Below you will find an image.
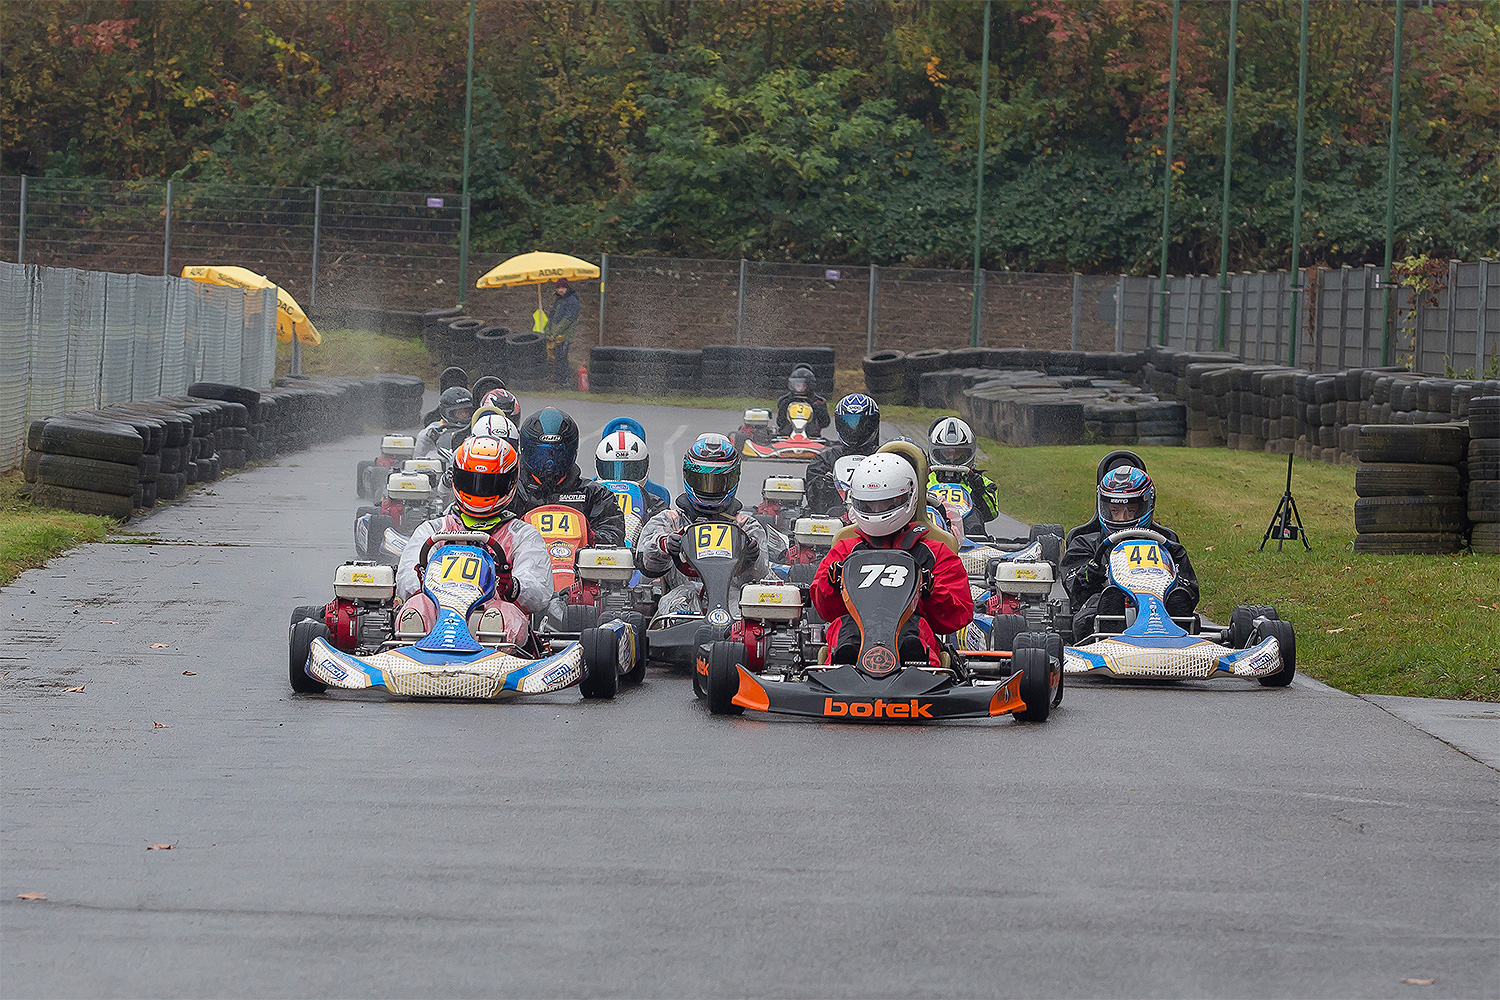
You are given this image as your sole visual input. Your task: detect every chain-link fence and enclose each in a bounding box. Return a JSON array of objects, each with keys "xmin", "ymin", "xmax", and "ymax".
[{"xmin": 0, "ymin": 260, "xmax": 277, "ymax": 471}]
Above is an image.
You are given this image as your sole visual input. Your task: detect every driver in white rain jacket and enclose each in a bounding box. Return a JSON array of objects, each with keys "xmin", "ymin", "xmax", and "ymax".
[
  {"xmin": 637, "ymin": 435, "xmax": 769, "ymax": 616},
  {"xmin": 395, "ymin": 436, "xmax": 553, "ymax": 643}
]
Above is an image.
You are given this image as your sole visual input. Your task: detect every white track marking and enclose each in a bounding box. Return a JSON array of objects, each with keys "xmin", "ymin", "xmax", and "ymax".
[{"xmin": 662, "ymin": 423, "xmax": 688, "ymax": 496}]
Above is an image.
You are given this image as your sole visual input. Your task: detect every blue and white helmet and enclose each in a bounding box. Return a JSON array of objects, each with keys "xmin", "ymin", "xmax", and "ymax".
[
  {"xmin": 1098, "ymin": 466, "xmax": 1155, "ymax": 532},
  {"xmin": 682, "ymin": 433, "xmax": 740, "ymax": 513},
  {"xmin": 833, "ymin": 393, "xmax": 880, "ymax": 448}
]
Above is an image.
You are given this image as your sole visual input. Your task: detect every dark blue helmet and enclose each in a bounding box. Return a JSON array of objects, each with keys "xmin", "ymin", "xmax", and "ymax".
[
  {"xmin": 1098, "ymin": 466, "xmax": 1154, "ymax": 531},
  {"xmin": 834, "ymin": 393, "xmax": 880, "ymax": 448},
  {"xmin": 682, "ymin": 433, "xmax": 740, "ymax": 513},
  {"xmin": 519, "ymin": 406, "xmax": 579, "ymax": 489}
]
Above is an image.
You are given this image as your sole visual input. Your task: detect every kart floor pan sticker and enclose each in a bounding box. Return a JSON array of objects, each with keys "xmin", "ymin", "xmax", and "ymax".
[
  {"xmin": 1063, "ymin": 635, "xmax": 1282, "ymax": 679},
  {"xmin": 307, "ymin": 639, "xmax": 585, "ymax": 699}
]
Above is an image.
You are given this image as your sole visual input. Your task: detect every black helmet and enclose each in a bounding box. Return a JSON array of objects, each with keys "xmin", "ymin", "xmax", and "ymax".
[
  {"xmin": 833, "ymin": 393, "xmax": 880, "ymax": 449},
  {"xmin": 471, "ymin": 375, "xmax": 506, "ymax": 405},
  {"xmin": 440, "ymin": 366, "xmax": 469, "ymax": 392},
  {"xmin": 438, "ymin": 387, "xmax": 473, "ymax": 430},
  {"xmin": 787, "ymin": 364, "xmax": 815, "ymax": 395},
  {"xmin": 519, "ymin": 406, "xmax": 579, "ymax": 489}
]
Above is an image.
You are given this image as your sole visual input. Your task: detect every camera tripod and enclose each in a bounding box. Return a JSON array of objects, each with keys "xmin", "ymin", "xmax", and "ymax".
[{"xmin": 1260, "ymin": 451, "xmax": 1311, "ymax": 552}]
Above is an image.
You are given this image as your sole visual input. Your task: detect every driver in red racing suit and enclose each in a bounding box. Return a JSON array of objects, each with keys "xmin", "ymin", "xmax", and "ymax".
[{"xmin": 810, "ymin": 453, "xmax": 972, "ymax": 668}]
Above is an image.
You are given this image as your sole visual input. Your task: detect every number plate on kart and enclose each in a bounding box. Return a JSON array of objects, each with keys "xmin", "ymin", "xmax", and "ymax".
[
  {"xmin": 525, "ymin": 505, "xmax": 587, "ymax": 545},
  {"xmin": 788, "ymin": 402, "xmax": 813, "ymax": 421},
  {"xmin": 928, "ymin": 484, "xmax": 973, "ymax": 518},
  {"xmin": 694, "ymin": 523, "xmax": 733, "ymax": 558},
  {"xmin": 1109, "ymin": 540, "xmax": 1175, "ymax": 597}
]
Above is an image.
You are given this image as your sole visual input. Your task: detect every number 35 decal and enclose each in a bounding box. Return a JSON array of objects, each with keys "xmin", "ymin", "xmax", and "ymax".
[{"xmin": 856, "ymin": 563, "xmax": 910, "ymax": 588}]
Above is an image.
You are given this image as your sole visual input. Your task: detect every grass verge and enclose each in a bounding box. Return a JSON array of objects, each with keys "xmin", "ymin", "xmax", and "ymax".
[
  {"xmin": 0, "ymin": 471, "xmax": 114, "ymax": 587},
  {"xmin": 276, "ymin": 329, "xmax": 440, "ymax": 384}
]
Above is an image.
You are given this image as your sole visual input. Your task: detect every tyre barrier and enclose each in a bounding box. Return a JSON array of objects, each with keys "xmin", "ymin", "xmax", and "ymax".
[
  {"xmin": 589, "ymin": 346, "xmax": 834, "ymax": 398},
  {"xmin": 20, "ymin": 373, "xmax": 427, "ymax": 522},
  {"xmin": 1467, "ymin": 396, "xmax": 1500, "ymax": 554}
]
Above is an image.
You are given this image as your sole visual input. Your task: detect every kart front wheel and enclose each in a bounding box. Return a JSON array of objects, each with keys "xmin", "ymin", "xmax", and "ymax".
[
  {"xmin": 289, "ymin": 619, "xmax": 330, "ymax": 694},
  {"xmin": 1011, "ymin": 645, "xmax": 1052, "ymax": 722},
  {"xmin": 578, "ymin": 627, "xmax": 619, "ymax": 700},
  {"xmin": 706, "ymin": 641, "xmax": 746, "ymax": 716},
  {"xmin": 621, "ymin": 612, "xmax": 648, "ymax": 685},
  {"xmin": 1256, "ymin": 620, "xmax": 1297, "ymax": 688},
  {"xmin": 1229, "ymin": 605, "xmax": 1277, "ymax": 648}
]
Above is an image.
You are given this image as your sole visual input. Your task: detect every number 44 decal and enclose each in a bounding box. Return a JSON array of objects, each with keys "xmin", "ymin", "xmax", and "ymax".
[{"xmin": 857, "ymin": 563, "xmax": 910, "ymax": 588}]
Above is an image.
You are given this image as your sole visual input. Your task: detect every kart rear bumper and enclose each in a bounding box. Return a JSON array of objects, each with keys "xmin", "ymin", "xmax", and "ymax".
[
  {"xmin": 739, "ymin": 438, "xmax": 826, "ymax": 461},
  {"xmin": 729, "ymin": 665, "xmax": 1029, "ymax": 721},
  {"xmin": 1063, "ymin": 634, "xmax": 1284, "ymax": 680}
]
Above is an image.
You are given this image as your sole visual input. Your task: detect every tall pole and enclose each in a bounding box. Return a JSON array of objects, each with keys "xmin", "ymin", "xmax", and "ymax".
[
  {"xmin": 1287, "ymin": 0, "xmax": 1310, "ymax": 368},
  {"xmin": 457, "ymin": 0, "xmax": 476, "ymax": 308},
  {"xmin": 1157, "ymin": 0, "xmax": 1181, "ymax": 346},
  {"xmin": 1215, "ymin": 0, "xmax": 1240, "ymax": 351},
  {"xmin": 162, "ymin": 179, "xmax": 173, "ymax": 277},
  {"xmin": 1379, "ymin": 0, "xmax": 1405, "ymax": 366},
  {"xmin": 309, "ymin": 186, "xmax": 322, "ymax": 310},
  {"xmin": 969, "ymin": 0, "xmax": 992, "ymax": 348},
  {"xmin": 16, "ymin": 175, "xmax": 25, "ymax": 263}
]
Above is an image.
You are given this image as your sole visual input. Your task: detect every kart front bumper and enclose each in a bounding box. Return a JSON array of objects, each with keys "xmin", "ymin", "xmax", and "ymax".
[
  {"xmin": 1063, "ymin": 634, "xmax": 1284, "ymax": 680},
  {"xmin": 739, "ymin": 439, "xmax": 826, "ymax": 461},
  {"xmin": 729, "ymin": 664, "xmax": 1029, "ymax": 721}
]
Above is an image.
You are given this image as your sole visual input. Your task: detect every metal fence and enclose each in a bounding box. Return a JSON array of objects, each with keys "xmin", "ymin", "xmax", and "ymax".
[
  {"xmin": 0, "ymin": 260, "xmax": 277, "ymax": 471},
  {"xmin": 1116, "ymin": 260, "xmax": 1498, "ymax": 374}
]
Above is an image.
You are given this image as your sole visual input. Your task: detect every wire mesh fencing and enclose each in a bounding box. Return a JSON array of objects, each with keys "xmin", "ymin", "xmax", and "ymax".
[{"xmin": 0, "ymin": 260, "xmax": 277, "ymax": 471}]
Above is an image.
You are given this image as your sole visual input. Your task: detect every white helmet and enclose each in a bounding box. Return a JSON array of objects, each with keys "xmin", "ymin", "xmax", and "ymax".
[
  {"xmin": 929, "ymin": 416, "xmax": 976, "ymax": 468},
  {"xmin": 471, "ymin": 412, "xmax": 518, "ymax": 448},
  {"xmin": 833, "ymin": 455, "xmax": 864, "ymax": 502},
  {"xmin": 847, "ymin": 453, "xmax": 919, "ymax": 538},
  {"xmin": 596, "ymin": 429, "xmax": 649, "ymax": 484}
]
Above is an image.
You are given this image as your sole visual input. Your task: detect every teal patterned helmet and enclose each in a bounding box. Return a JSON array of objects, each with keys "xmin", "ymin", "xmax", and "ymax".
[{"xmin": 683, "ymin": 433, "xmax": 740, "ymax": 513}]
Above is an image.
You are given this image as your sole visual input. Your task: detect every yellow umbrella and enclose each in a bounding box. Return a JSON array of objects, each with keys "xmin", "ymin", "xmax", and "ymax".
[
  {"xmin": 181, "ymin": 265, "xmax": 322, "ymax": 345},
  {"xmin": 475, "ymin": 251, "xmax": 599, "ymax": 289}
]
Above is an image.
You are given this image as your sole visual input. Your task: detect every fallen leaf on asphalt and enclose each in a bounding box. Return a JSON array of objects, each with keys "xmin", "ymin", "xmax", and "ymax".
[
  {"xmin": 1326, "ymin": 627, "xmax": 1346, "ymax": 633},
  {"xmin": 64, "ymin": 685, "xmax": 85, "ymax": 692},
  {"xmin": 146, "ymin": 843, "xmax": 175, "ymax": 851},
  {"xmin": 1401, "ymin": 979, "xmax": 1435, "ymax": 986},
  {"xmin": 16, "ymin": 892, "xmax": 46, "ymax": 901},
  {"xmin": 152, "ymin": 721, "xmax": 170, "ymax": 728},
  {"xmin": 182, "ymin": 670, "xmax": 196, "ymax": 676},
  {"xmin": 149, "ymin": 643, "xmax": 170, "ymax": 649}
]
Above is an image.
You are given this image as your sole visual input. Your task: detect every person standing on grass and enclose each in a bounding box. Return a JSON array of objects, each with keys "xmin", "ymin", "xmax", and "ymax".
[{"xmin": 545, "ymin": 278, "xmax": 581, "ymax": 386}]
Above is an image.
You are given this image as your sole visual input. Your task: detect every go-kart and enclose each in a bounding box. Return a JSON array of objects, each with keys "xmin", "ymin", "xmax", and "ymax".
[
  {"xmin": 644, "ymin": 519, "xmax": 755, "ymax": 679},
  {"xmin": 958, "ymin": 531, "xmax": 1069, "ymax": 657},
  {"xmin": 355, "ymin": 434, "xmax": 416, "ymax": 499},
  {"xmin": 288, "ymin": 533, "xmax": 634, "ymax": 700},
  {"xmin": 732, "ymin": 404, "xmax": 827, "ymax": 461},
  {"xmin": 524, "ymin": 504, "xmax": 650, "ymax": 683},
  {"xmin": 754, "ymin": 475, "xmax": 809, "ymax": 532},
  {"xmin": 1063, "ymin": 528, "xmax": 1295, "ymax": 685},
  {"xmin": 354, "ymin": 470, "xmax": 445, "ymax": 565},
  {"xmin": 702, "ymin": 545, "xmax": 1059, "ymax": 722}
]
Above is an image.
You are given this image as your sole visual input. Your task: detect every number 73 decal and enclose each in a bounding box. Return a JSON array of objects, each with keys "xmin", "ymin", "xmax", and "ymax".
[{"xmin": 856, "ymin": 563, "xmax": 910, "ymax": 588}]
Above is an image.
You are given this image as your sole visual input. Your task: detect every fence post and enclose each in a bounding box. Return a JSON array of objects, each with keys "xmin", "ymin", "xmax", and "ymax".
[
  {"xmin": 1444, "ymin": 259, "xmax": 1458, "ymax": 370},
  {"xmin": 1113, "ymin": 274, "xmax": 1125, "ymax": 351},
  {"xmin": 1478, "ymin": 260, "xmax": 1491, "ymax": 373},
  {"xmin": 16, "ymin": 175, "xmax": 25, "ymax": 263},
  {"xmin": 1363, "ymin": 264, "xmax": 1379, "ymax": 367},
  {"xmin": 162, "ymin": 180, "xmax": 172, "ymax": 277},
  {"xmin": 867, "ymin": 264, "xmax": 879, "ymax": 355},
  {"xmin": 736, "ymin": 258, "xmax": 747, "ymax": 346},
  {"xmin": 598, "ymin": 252, "xmax": 608, "ymax": 346},
  {"xmin": 1336, "ymin": 266, "xmax": 1350, "ymax": 370},
  {"xmin": 310, "ymin": 186, "xmax": 321, "ymax": 309}
]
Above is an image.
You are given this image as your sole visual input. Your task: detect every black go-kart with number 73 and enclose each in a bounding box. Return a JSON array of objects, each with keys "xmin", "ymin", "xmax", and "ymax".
[{"xmin": 702, "ymin": 543, "xmax": 1062, "ymax": 723}]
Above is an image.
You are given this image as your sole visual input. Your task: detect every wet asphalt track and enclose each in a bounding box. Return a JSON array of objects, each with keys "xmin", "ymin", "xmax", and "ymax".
[{"xmin": 2, "ymin": 395, "xmax": 1497, "ymax": 999}]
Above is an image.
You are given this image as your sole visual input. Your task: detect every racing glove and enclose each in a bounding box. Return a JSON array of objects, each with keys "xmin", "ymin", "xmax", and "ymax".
[
  {"xmin": 826, "ymin": 560, "xmax": 843, "ymax": 592},
  {"xmin": 910, "ymin": 541, "xmax": 937, "ymax": 598},
  {"xmin": 661, "ymin": 531, "xmax": 686, "ymax": 560},
  {"xmin": 741, "ymin": 531, "xmax": 761, "ymax": 567},
  {"xmin": 1077, "ymin": 557, "xmax": 1106, "ymax": 592},
  {"xmin": 494, "ymin": 570, "xmax": 521, "ymax": 603}
]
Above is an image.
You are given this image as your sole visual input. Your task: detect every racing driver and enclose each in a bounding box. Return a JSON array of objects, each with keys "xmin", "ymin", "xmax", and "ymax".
[{"xmin": 508, "ymin": 407, "xmax": 627, "ymax": 546}]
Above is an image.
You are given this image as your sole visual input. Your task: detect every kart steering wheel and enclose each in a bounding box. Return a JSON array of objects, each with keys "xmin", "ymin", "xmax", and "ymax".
[
  {"xmin": 1103, "ymin": 528, "xmax": 1170, "ymax": 547},
  {"xmin": 415, "ymin": 531, "xmax": 509, "ymax": 583}
]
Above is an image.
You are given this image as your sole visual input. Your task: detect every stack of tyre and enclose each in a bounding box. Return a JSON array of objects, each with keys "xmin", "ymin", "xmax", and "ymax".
[
  {"xmin": 700, "ymin": 346, "xmax": 834, "ymax": 397},
  {"xmin": 1467, "ymin": 396, "xmax": 1500, "ymax": 554},
  {"xmin": 1353, "ymin": 423, "xmax": 1469, "ymax": 554},
  {"xmin": 591, "ymin": 347, "xmax": 702, "ymax": 395},
  {"xmin": 861, "ymin": 350, "xmax": 909, "ymax": 404}
]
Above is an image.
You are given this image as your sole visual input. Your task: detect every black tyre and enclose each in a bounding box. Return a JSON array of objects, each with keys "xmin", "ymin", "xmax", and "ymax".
[
  {"xmin": 36, "ymin": 454, "xmax": 140, "ymax": 496},
  {"xmin": 706, "ymin": 640, "xmax": 746, "ymax": 715},
  {"xmin": 562, "ymin": 603, "xmax": 600, "ymax": 633},
  {"xmin": 1035, "ymin": 533, "xmax": 1062, "ymax": 567},
  {"xmin": 989, "ymin": 614, "xmax": 1028, "ymax": 653},
  {"xmin": 290, "ymin": 604, "xmax": 325, "ymax": 628},
  {"xmin": 1469, "ymin": 481, "xmax": 1500, "ymax": 523},
  {"xmin": 1468, "ymin": 396, "xmax": 1500, "ymax": 438},
  {"xmin": 1256, "ymin": 619, "xmax": 1296, "ymax": 687},
  {"xmin": 1469, "ymin": 439, "xmax": 1500, "ymax": 481},
  {"xmin": 289, "ymin": 619, "xmax": 330, "ymax": 694},
  {"xmin": 362, "ymin": 514, "xmax": 395, "ymax": 561},
  {"xmin": 188, "ymin": 382, "xmax": 261, "ymax": 407},
  {"xmin": 1352, "ymin": 531, "xmax": 1463, "ymax": 554},
  {"xmin": 1353, "ymin": 496, "xmax": 1464, "ymax": 533},
  {"xmin": 1356, "ymin": 424, "xmax": 1466, "ymax": 464},
  {"xmin": 621, "ymin": 612, "xmax": 648, "ymax": 685},
  {"xmin": 37, "ymin": 418, "xmax": 144, "ymax": 465},
  {"xmin": 1471, "ymin": 522, "xmax": 1500, "ymax": 555},
  {"xmin": 1228, "ymin": 605, "xmax": 1276, "ymax": 648},
  {"xmin": 1355, "ymin": 463, "xmax": 1461, "ymax": 498},
  {"xmin": 1012, "ymin": 646, "xmax": 1052, "ymax": 722},
  {"xmin": 578, "ymin": 627, "xmax": 620, "ymax": 699},
  {"xmin": 29, "ymin": 484, "xmax": 134, "ymax": 519},
  {"xmin": 356, "ymin": 460, "xmax": 375, "ymax": 498}
]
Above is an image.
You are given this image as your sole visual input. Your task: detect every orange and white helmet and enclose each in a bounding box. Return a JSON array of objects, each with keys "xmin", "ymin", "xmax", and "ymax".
[{"xmin": 452, "ymin": 436, "xmax": 519, "ymax": 522}]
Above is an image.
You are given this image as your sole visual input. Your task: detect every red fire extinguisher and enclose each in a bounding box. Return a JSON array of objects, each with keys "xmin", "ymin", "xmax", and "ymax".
[{"xmin": 577, "ymin": 365, "xmax": 590, "ymax": 393}]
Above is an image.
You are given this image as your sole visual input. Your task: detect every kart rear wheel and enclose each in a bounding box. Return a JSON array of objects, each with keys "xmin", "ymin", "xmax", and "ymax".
[
  {"xmin": 1256, "ymin": 620, "xmax": 1296, "ymax": 687},
  {"xmin": 356, "ymin": 460, "xmax": 375, "ymax": 498},
  {"xmin": 621, "ymin": 612, "xmax": 648, "ymax": 685},
  {"xmin": 289, "ymin": 619, "xmax": 330, "ymax": 694},
  {"xmin": 989, "ymin": 614, "xmax": 1028, "ymax": 653},
  {"xmin": 563, "ymin": 603, "xmax": 600, "ymax": 633},
  {"xmin": 1011, "ymin": 646, "xmax": 1051, "ymax": 722},
  {"xmin": 362, "ymin": 514, "xmax": 395, "ymax": 562},
  {"xmin": 578, "ymin": 627, "xmax": 619, "ymax": 700},
  {"xmin": 706, "ymin": 641, "xmax": 746, "ymax": 716},
  {"xmin": 290, "ymin": 604, "xmax": 325, "ymax": 628}
]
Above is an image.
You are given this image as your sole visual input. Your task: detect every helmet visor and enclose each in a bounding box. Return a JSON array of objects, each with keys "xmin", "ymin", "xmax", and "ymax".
[
  {"xmin": 597, "ymin": 457, "xmax": 648, "ymax": 483},
  {"xmin": 523, "ymin": 440, "xmax": 575, "ymax": 480},
  {"xmin": 788, "ymin": 378, "xmax": 808, "ymax": 394},
  {"xmin": 453, "ymin": 466, "xmax": 517, "ymax": 501},
  {"xmin": 851, "ymin": 489, "xmax": 912, "ymax": 517},
  {"xmin": 445, "ymin": 406, "xmax": 473, "ymax": 427},
  {"xmin": 684, "ymin": 465, "xmax": 738, "ymax": 502},
  {"xmin": 931, "ymin": 445, "xmax": 972, "ymax": 466},
  {"xmin": 1101, "ymin": 496, "xmax": 1146, "ymax": 526}
]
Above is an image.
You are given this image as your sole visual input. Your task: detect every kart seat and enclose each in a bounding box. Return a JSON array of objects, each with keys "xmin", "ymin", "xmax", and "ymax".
[{"xmin": 875, "ymin": 440, "xmax": 961, "ymax": 553}]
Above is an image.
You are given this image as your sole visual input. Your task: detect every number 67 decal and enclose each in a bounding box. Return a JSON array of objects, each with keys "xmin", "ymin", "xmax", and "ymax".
[{"xmin": 857, "ymin": 563, "xmax": 910, "ymax": 588}]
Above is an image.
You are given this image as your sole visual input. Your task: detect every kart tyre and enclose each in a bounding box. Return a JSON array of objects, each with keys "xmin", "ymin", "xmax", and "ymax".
[
  {"xmin": 1256, "ymin": 619, "xmax": 1296, "ymax": 687},
  {"xmin": 706, "ymin": 641, "xmax": 746, "ymax": 716},
  {"xmin": 1035, "ymin": 532, "xmax": 1062, "ymax": 567},
  {"xmin": 289, "ymin": 619, "xmax": 330, "ymax": 694},
  {"xmin": 290, "ymin": 604, "xmax": 326, "ymax": 628},
  {"xmin": 356, "ymin": 460, "xmax": 375, "ymax": 498},
  {"xmin": 1029, "ymin": 523, "xmax": 1064, "ymax": 543},
  {"xmin": 563, "ymin": 603, "xmax": 600, "ymax": 633},
  {"xmin": 621, "ymin": 612, "xmax": 648, "ymax": 685},
  {"xmin": 1011, "ymin": 646, "xmax": 1052, "ymax": 722},
  {"xmin": 362, "ymin": 514, "xmax": 395, "ymax": 561},
  {"xmin": 989, "ymin": 614, "xmax": 1028, "ymax": 653},
  {"xmin": 578, "ymin": 627, "xmax": 619, "ymax": 700},
  {"xmin": 1228, "ymin": 605, "xmax": 1276, "ymax": 649}
]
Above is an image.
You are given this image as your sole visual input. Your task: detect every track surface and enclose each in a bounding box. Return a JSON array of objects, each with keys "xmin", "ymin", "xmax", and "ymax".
[{"xmin": 3, "ymin": 396, "xmax": 1497, "ymax": 999}]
